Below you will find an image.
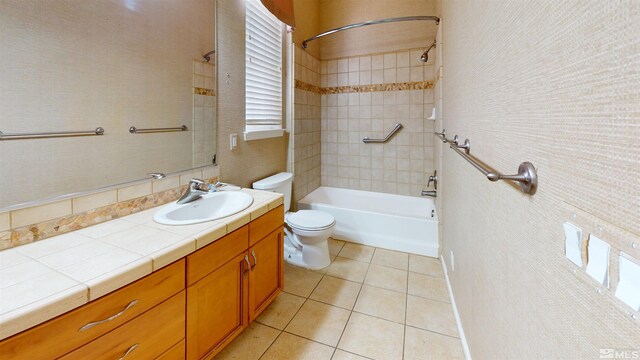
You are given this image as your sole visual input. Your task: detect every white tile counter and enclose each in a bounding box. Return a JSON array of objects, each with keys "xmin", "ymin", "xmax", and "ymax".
[{"xmin": 0, "ymin": 189, "xmax": 283, "ymax": 340}]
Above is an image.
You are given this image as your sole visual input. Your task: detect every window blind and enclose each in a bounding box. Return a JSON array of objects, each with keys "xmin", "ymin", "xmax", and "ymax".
[{"xmin": 246, "ymin": 0, "xmax": 283, "ymax": 127}]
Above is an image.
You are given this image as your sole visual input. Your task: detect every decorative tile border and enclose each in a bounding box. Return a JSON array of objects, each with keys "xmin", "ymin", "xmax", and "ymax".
[
  {"xmin": 0, "ymin": 177, "xmax": 218, "ymax": 251},
  {"xmin": 295, "ymin": 79, "xmax": 434, "ymax": 95},
  {"xmin": 194, "ymin": 87, "xmax": 216, "ymax": 96}
]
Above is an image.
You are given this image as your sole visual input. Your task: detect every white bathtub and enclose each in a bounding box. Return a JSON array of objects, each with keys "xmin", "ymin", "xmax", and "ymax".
[{"xmin": 297, "ymin": 187, "xmax": 439, "ymax": 257}]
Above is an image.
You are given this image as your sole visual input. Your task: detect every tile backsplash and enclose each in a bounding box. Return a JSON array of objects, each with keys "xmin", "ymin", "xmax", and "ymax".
[{"xmin": 0, "ymin": 166, "xmax": 219, "ymax": 251}]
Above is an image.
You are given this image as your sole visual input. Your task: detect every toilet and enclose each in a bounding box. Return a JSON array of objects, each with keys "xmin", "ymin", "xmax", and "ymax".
[{"xmin": 253, "ymin": 172, "xmax": 335, "ymax": 270}]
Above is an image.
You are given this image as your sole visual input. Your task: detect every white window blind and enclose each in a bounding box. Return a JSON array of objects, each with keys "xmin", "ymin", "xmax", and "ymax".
[{"xmin": 246, "ymin": 0, "xmax": 283, "ymax": 128}]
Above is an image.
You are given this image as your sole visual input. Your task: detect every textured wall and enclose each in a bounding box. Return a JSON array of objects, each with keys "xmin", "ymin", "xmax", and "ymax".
[
  {"xmin": 440, "ymin": 1, "xmax": 640, "ymax": 358},
  {"xmin": 319, "ymin": 49, "xmax": 435, "ymax": 197},
  {"xmin": 0, "ymin": 0, "xmax": 214, "ymax": 208},
  {"xmin": 216, "ymin": 0, "xmax": 288, "ymax": 188}
]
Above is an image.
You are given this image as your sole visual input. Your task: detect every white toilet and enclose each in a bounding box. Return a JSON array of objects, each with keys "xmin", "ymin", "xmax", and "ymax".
[{"xmin": 253, "ymin": 172, "xmax": 335, "ymax": 270}]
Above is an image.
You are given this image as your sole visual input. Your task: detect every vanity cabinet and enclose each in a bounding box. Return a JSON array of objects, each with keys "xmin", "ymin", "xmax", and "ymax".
[
  {"xmin": 0, "ymin": 204, "xmax": 284, "ymax": 360},
  {"xmin": 186, "ymin": 205, "xmax": 284, "ymax": 360}
]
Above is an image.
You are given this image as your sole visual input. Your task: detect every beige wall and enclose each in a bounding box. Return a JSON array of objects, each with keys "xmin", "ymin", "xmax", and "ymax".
[
  {"xmin": 440, "ymin": 1, "xmax": 640, "ymax": 358},
  {"xmin": 0, "ymin": 0, "xmax": 214, "ymax": 208},
  {"xmin": 216, "ymin": 0, "xmax": 288, "ymax": 188},
  {"xmin": 318, "ymin": 0, "xmax": 437, "ymax": 59},
  {"xmin": 292, "ymin": 0, "xmax": 322, "ymax": 59}
]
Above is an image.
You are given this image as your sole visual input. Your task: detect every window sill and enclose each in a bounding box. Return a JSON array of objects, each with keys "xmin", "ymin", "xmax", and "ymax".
[{"xmin": 243, "ymin": 129, "xmax": 284, "ymax": 141}]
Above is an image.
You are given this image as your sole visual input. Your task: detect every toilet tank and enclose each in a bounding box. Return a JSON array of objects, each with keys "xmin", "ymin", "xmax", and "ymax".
[{"xmin": 252, "ymin": 172, "xmax": 293, "ymax": 212}]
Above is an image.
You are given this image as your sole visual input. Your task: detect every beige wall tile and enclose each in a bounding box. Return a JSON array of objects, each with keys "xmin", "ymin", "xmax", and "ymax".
[
  {"xmin": 117, "ymin": 182, "xmax": 152, "ymax": 202},
  {"xmin": 72, "ymin": 190, "xmax": 117, "ymax": 214},
  {"xmin": 179, "ymin": 169, "xmax": 203, "ymax": 186},
  {"xmin": 201, "ymin": 165, "xmax": 220, "ymax": 180},
  {"xmin": 152, "ymin": 175, "xmax": 180, "ymax": 193},
  {"xmin": 0, "ymin": 212, "xmax": 10, "ymax": 231},
  {"xmin": 11, "ymin": 200, "xmax": 72, "ymax": 228}
]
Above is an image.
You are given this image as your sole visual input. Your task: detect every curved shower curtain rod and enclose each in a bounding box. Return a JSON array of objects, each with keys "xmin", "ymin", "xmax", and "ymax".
[{"xmin": 302, "ymin": 15, "xmax": 440, "ymax": 49}]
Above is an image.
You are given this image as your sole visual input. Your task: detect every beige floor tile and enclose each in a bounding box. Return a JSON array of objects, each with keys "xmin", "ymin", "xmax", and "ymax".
[
  {"xmin": 256, "ymin": 292, "xmax": 306, "ymax": 330},
  {"xmin": 285, "ymin": 299, "xmax": 351, "ymax": 346},
  {"xmin": 338, "ymin": 243, "xmax": 376, "ymax": 262},
  {"xmin": 329, "ymin": 238, "xmax": 346, "ymax": 256},
  {"xmin": 326, "ymin": 257, "xmax": 370, "ymax": 283},
  {"xmin": 310, "ymin": 276, "xmax": 362, "ymax": 310},
  {"xmin": 353, "ymin": 285, "xmax": 406, "ymax": 323},
  {"xmin": 332, "ymin": 349, "xmax": 370, "ymax": 360},
  {"xmin": 364, "ymin": 265, "xmax": 407, "ymax": 293},
  {"xmin": 312, "ymin": 255, "xmax": 337, "ymax": 275},
  {"xmin": 338, "ymin": 312, "xmax": 404, "ymax": 360},
  {"xmin": 260, "ymin": 332, "xmax": 334, "ymax": 360},
  {"xmin": 406, "ymin": 295, "xmax": 459, "ymax": 338},
  {"xmin": 408, "ymin": 272, "xmax": 450, "ymax": 303},
  {"xmin": 371, "ymin": 248, "xmax": 409, "ymax": 270},
  {"xmin": 408, "ymin": 254, "xmax": 443, "ymax": 278},
  {"xmin": 213, "ymin": 322, "xmax": 280, "ymax": 360},
  {"xmin": 284, "ymin": 263, "xmax": 324, "ymax": 297},
  {"xmin": 404, "ymin": 326, "xmax": 464, "ymax": 360}
]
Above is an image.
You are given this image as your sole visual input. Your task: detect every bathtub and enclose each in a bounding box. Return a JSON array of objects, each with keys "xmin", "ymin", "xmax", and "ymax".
[{"xmin": 297, "ymin": 187, "xmax": 439, "ymax": 257}]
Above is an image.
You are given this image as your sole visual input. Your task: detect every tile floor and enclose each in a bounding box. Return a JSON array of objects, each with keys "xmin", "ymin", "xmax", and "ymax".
[{"xmin": 214, "ymin": 239, "xmax": 464, "ymax": 360}]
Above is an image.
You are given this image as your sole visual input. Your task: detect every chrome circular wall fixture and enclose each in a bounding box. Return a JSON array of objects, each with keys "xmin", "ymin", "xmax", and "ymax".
[{"xmin": 420, "ymin": 41, "xmax": 437, "ymax": 63}]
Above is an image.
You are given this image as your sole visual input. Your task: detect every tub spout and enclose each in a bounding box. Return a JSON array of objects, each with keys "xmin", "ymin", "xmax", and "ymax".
[{"xmin": 421, "ymin": 190, "xmax": 437, "ymax": 198}]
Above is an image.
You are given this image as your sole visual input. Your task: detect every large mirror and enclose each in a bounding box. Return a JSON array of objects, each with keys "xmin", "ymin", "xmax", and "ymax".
[{"xmin": 0, "ymin": 0, "xmax": 217, "ymax": 209}]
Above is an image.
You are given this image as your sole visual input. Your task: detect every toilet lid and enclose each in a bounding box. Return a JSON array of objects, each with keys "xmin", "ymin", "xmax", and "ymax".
[{"xmin": 287, "ymin": 210, "xmax": 335, "ymax": 231}]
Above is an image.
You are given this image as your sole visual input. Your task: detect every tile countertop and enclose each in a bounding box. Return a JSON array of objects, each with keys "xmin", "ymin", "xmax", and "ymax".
[{"xmin": 0, "ymin": 189, "xmax": 283, "ymax": 341}]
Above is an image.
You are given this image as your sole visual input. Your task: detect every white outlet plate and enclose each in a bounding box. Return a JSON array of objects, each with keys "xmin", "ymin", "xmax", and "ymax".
[
  {"xmin": 229, "ymin": 133, "xmax": 238, "ymax": 150},
  {"xmin": 450, "ymin": 250, "xmax": 455, "ymax": 271}
]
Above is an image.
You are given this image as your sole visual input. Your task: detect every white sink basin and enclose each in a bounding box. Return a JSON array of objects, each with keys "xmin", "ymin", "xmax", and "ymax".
[{"xmin": 154, "ymin": 191, "xmax": 254, "ymax": 225}]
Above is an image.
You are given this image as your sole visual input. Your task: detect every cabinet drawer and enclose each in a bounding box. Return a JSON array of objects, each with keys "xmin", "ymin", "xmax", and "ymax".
[
  {"xmin": 156, "ymin": 339, "xmax": 185, "ymax": 359},
  {"xmin": 249, "ymin": 205, "xmax": 284, "ymax": 246},
  {"xmin": 187, "ymin": 225, "xmax": 249, "ymax": 286},
  {"xmin": 0, "ymin": 259, "xmax": 185, "ymax": 360},
  {"xmin": 60, "ymin": 291, "xmax": 185, "ymax": 360}
]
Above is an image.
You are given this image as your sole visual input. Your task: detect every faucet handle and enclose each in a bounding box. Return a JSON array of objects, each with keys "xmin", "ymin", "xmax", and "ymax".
[
  {"xmin": 427, "ymin": 170, "xmax": 438, "ymax": 190},
  {"xmin": 189, "ymin": 178, "xmax": 206, "ymax": 190}
]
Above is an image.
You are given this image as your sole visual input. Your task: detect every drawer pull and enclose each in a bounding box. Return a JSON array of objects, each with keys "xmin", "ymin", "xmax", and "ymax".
[
  {"xmin": 79, "ymin": 299, "xmax": 139, "ymax": 332},
  {"xmin": 117, "ymin": 343, "xmax": 139, "ymax": 360},
  {"xmin": 243, "ymin": 255, "xmax": 251, "ymax": 276},
  {"xmin": 251, "ymin": 250, "xmax": 257, "ymax": 271}
]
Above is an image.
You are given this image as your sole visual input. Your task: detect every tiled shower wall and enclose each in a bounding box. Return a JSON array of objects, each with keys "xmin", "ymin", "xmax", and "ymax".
[
  {"xmin": 192, "ymin": 61, "xmax": 216, "ymax": 167},
  {"xmin": 292, "ymin": 47, "xmax": 322, "ymax": 203},
  {"xmin": 319, "ymin": 50, "xmax": 435, "ymax": 196}
]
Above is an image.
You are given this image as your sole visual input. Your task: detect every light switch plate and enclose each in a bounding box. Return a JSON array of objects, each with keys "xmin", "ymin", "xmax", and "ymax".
[
  {"xmin": 586, "ymin": 235, "xmax": 610, "ymax": 287},
  {"xmin": 230, "ymin": 133, "xmax": 238, "ymax": 150},
  {"xmin": 615, "ymin": 252, "xmax": 640, "ymax": 311},
  {"xmin": 563, "ymin": 222, "xmax": 583, "ymax": 267}
]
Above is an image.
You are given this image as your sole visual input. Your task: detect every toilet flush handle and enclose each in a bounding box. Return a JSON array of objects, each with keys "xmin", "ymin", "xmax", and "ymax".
[{"xmin": 251, "ymin": 250, "xmax": 257, "ymax": 271}]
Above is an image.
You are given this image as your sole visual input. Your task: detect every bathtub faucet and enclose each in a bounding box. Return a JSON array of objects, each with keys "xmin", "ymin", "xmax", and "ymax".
[{"xmin": 421, "ymin": 190, "xmax": 437, "ymax": 198}]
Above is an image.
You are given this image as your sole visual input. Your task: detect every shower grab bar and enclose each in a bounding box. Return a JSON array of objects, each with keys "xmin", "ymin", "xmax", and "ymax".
[
  {"xmin": 363, "ymin": 123, "xmax": 403, "ymax": 144},
  {"xmin": 129, "ymin": 125, "xmax": 188, "ymax": 134},
  {"xmin": 0, "ymin": 127, "xmax": 104, "ymax": 140},
  {"xmin": 435, "ymin": 129, "xmax": 538, "ymax": 195},
  {"xmin": 302, "ymin": 16, "xmax": 440, "ymax": 49}
]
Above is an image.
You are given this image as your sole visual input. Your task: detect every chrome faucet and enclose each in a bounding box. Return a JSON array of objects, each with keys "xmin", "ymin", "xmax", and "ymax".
[
  {"xmin": 421, "ymin": 190, "xmax": 437, "ymax": 198},
  {"xmin": 177, "ymin": 178, "xmax": 208, "ymax": 204}
]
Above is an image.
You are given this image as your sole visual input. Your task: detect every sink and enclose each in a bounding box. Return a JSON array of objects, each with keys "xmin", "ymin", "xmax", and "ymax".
[{"xmin": 154, "ymin": 191, "xmax": 254, "ymax": 225}]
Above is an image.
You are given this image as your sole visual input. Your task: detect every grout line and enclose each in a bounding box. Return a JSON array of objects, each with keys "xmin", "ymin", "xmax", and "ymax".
[
  {"xmin": 405, "ymin": 324, "xmax": 462, "ymax": 340},
  {"xmin": 333, "ymin": 258, "xmax": 371, "ymax": 357}
]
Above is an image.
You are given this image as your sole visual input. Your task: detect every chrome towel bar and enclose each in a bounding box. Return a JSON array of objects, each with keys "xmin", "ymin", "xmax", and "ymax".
[
  {"xmin": 363, "ymin": 123, "xmax": 403, "ymax": 144},
  {"xmin": 0, "ymin": 127, "xmax": 104, "ymax": 140},
  {"xmin": 435, "ymin": 129, "xmax": 538, "ymax": 195},
  {"xmin": 129, "ymin": 125, "xmax": 188, "ymax": 134}
]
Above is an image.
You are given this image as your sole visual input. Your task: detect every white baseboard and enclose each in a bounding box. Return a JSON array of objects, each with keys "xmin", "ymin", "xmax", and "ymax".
[{"xmin": 441, "ymin": 255, "xmax": 472, "ymax": 360}]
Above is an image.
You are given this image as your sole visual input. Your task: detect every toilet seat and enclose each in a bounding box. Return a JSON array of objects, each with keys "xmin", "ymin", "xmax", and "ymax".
[{"xmin": 286, "ymin": 210, "xmax": 335, "ymax": 231}]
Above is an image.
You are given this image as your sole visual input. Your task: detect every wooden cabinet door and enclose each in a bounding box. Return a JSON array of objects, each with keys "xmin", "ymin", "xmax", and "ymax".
[
  {"xmin": 186, "ymin": 251, "xmax": 249, "ymax": 360},
  {"xmin": 248, "ymin": 227, "xmax": 284, "ymax": 321}
]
